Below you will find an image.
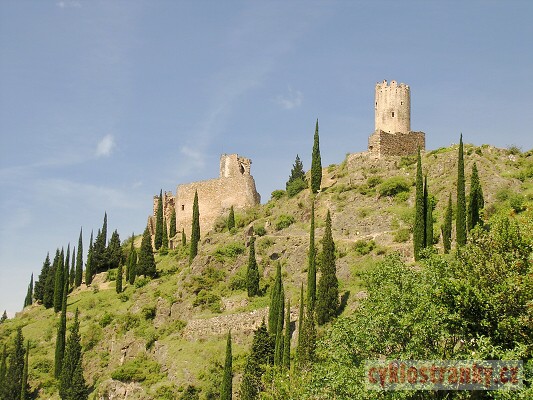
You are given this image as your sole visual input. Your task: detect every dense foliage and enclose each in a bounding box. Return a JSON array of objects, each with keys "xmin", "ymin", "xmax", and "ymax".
[{"xmin": 310, "ymin": 120, "xmax": 322, "ymax": 194}]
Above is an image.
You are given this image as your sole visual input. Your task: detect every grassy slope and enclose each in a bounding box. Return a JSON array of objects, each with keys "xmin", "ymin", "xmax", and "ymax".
[{"xmin": 1, "ymin": 144, "xmax": 531, "ymax": 399}]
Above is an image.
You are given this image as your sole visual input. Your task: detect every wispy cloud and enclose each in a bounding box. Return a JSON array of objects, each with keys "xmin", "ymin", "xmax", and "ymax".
[
  {"xmin": 56, "ymin": 1, "xmax": 81, "ymax": 8},
  {"xmin": 276, "ymin": 87, "xmax": 303, "ymax": 110},
  {"xmin": 95, "ymin": 134, "xmax": 115, "ymax": 157}
]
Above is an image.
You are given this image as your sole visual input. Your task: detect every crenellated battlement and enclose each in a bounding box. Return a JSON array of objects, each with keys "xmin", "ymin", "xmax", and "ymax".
[{"xmin": 375, "ymin": 79, "xmax": 410, "ymax": 90}]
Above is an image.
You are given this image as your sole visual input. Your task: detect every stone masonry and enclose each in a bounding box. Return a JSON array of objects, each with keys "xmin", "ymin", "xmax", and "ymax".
[
  {"xmin": 368, "ymin": 79, "xmax": 425, "ymax": 156},
  {"xmin": 148, "ymin": 154, "xmax": 261, "ymax": 247}
]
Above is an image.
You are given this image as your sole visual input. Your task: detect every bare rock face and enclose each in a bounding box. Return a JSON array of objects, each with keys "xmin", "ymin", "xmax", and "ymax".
[
  {"xmin": 154, "ymin": 297, "xmax": 171, "ymax": 328},
  {"xmin": 96, "ymin": 379, "xmax": 147, "ymax": 400}
]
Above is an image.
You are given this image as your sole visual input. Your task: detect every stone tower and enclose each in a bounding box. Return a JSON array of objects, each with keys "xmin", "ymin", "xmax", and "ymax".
[{"xmin": 369, "ymin": 79, "xmax": 425, "ymax": 157}]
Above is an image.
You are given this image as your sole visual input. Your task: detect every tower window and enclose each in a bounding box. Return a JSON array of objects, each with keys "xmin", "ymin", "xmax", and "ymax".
[
  {"xmin": 401, "ymin": 101, "xmax": 403, "ymax": 105},
  {"xmin": 392, "ymin": 112, "xmax": 395, "ymax": 117},
  {"xmin": 181, "ymin": 205, "xmax": 185, "ymax": 211}
]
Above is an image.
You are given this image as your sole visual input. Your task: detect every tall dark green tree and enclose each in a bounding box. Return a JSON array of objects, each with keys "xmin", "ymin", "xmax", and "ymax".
[
  {"xmin": 85, "ymin": 231, "xmax": 94, "ymax": 286},
  {"xmin": 127, "ymin": 234, "xmax": 137, "ymax": 285},
  {"xmin": 227, "ymin": 206, "xmax": 235, "ymax": 231},
  {"xmin": 34, "ymin": 253, "xmax": 51, "ymax": 302},
  {"xmin": 44, "ymin": 250, "xmax": 59, "ymax": 308},
  {"xmin": 53, "ymin": 248, "xmax": 65, "ymax": 313},
  {"xmin": 0, "ymin": 310, "xmax": 6, "ymax": 324},
  {"xmin": 189, "ymin": 190, "xmax": 200, "ymax": 264},
  {"xmin": 23, "ymin": 274, "xmax": 33, "ymax": 308},
  {"xmin": 20, "ymin": 341, "xmax": 29, "ymax": 400},
  {"xmin": 297, "ymin": 283, "xmax": 304, "ymax": 350},
  {"xmin": 246, "ymin": 236, "xmax": 260, "ymax": 297},
  {"xmin": 268, "ymin": 262, "xmax": 282, "ymax": 335},
  {"xmin": 424, "ymin": 177, "xmax": 434, "ymax": 249},
  {"xmin": 74, "ymin": 228, "xmax": 83, "ymax": 288},
  {"xmin": 286, "ymin": 154, "xmax": 306, "ymax": 188},
  {"xmin": 310, "ymin": 119, "xmax": 322, "ymax": 194},
  {"xmin": 107, "ymin": 230, "xmax": 122, "ymax": 269},
  {"xmin": 297, "ymin": 305, "xmax": 316, "ymax": 369},
  {"xmin": 3, "ymin": 328, "xmax": 25, "ymax": 400},
  {"xmin": 282, "ymin": 299, "xmax": 291, "ymax": 370},
  {"xmin": 239, "ymin": 320, "xmax": 274, "ymax": 400},
  {"xmin": 169, "ymin": 208, "xmax": 177, "ymax": 238},
  {"xmin": 441, "ymin": 193, "xmax": 453, "ymax": 254},
  {"xmin": 181, "ymin": 228, "xmax": 186, "ymax": 247},
  {"xmin": 307, "ymin": 200, "xmax": 316, "ymax": 310},
  {"xmin": 154, "ymin": 190, "xmax": 164, "ymax": 250},
  {"xmin": 116, "ymin": 263, "xmax": 123, "ymax": 294},
  {"xmin": 316, "ymin": 210, "xmax": 339, "ymax": 325},
  {"xmin": 60, "ymin": 309, "xmax": 88, "ymax": 400},
  {"xmin": 161, "ymin": 219, "xmax": 169, "ymax": 254},
  {"xmin": 92, "ymin": 213, "xmax": 108, "ymax": 273},
  {"xmin": 138, "ymin": 226, "xmax": 156, "ymax": 278},
  {"xmin": 467, "ymin": 162, "xmax": 484, "ymax": 231},
  {"xmin": 273, "ymin": 282, "xmax": 285, "ymax": 367},
  {"xmin": 55, "ymin": 262, "xmax": 69, "ymax": 378},
  {"xmin": 0, "ymin": 344, "xmax": 6, "ymax": 392},
  {"xmin": 64, "ymin": 244, "xmax": 70, "ymax": 290},
  {"xmin": 413, "ymin": 148, "xmax": 425, "ymax": 260},
  {"xmin": 456, "ymin": 134, "xmax": 467, "ymax": 247},
  {"xmin": 69, "ymin": 246, "xmax": 76, "ymax": 288},
  {"xmin": 220, "ymin": 330, "xmax": 232, "ymax": 400}
]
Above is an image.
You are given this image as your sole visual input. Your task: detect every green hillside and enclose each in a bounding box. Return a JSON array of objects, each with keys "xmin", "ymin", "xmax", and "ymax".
[{"xmin": 1, "ymin": 144, "xmax": 532, "ymax": 399}]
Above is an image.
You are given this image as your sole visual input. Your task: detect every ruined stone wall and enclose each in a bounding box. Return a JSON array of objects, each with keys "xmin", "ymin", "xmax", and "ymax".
[
  {"xmin": 368, "ymin": 130, "xmax": 425, "ymax": 157},
  {"xmin": 375, "ymin": 80, "xmax": 410, "ymax": 134}
]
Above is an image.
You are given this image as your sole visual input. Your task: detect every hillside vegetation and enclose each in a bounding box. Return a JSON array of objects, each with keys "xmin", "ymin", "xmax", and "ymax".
[{"xmin": 1, "ymin": 144, "xmax": 532, "ymax": 399}]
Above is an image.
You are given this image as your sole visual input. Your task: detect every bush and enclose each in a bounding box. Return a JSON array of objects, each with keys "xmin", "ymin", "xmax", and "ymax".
[
  {"xmin": 107, "ymin": 269, "xmax": 117, "ymax": 281},
  {"xmin": 394, "ymin": 191, "xmax": 410, "ymax": 203},
  {"xmin": 191, "ymin": 266, "xmax": 226, "ymax": 294},
  {"xmin": 393, "ymin": 228, "xmax": 410, "ymax": 243},
  {"xmin": 99, "ymin": 312, "xmax": 114, "ymax": 327},
  {"xmin": 275, "ymin": 214, "xmax": 295, "ymax": 230},
  {"xmin": 135, "ymin": 276, "xmax": 151, "ymax": 288},
  {"xmin": 366, "ymin": 176, "xmax": 383, "ymax": 188},
  {"xmin": 111, "ymin": 354, "xmax": 163, "ymax": 385},
  {"xmin": 229, "ymin": 266, "xmax": 247, "ymax": 291},
  {"xmin": 271, "ymin": 190, "xmax": 285, "ymax": 201},
  {"xmin": 118, "ymin": 313, "xmax": 140, "ymax": 332},
  {"xmin": 193, "ymin": 290, "xmax": 222, "ymax": 313},
  {"xmin": 254, "ymin": 225, "xmax": 266, "ymax": 236},
  {"xmin": 399, "ymin": 155, "xmax": 417, "ymax": 167},
  {"xmin": 510, "ymin": 194, "xmax": 526, "ymax": 213},
  {"xmin": 354, "ymin": 239, "xmax": 376, "ymax": 255},
  {"xmin": 286, "ymin": 177, "xmax": 307, "ymax": 197},
  {"xmin": 142, "ymin": 305, "xmax": 156, "ymax": 320},
  {"xmin": 378, "ymin": 176, "xmax": 411, "ymax": 197},
  {"xmin": 213, "ymin": 242, "xmax": 245, "ymax": 262}
]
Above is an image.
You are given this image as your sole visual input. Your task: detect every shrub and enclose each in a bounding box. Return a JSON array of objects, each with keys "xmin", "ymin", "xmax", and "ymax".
[
  {"xmin": 135, "ymin": 276, "xmax": 151, "ymax": 288},
  {"xmin": 496, "ymin": 188, "xmax": 512, "ymax": 202},
  {"xmin": 378, "ymin": 176, "xmax": 411, "ymax": 197},
  {"xmin": 142, "ymin": 305, "xmax": 156, "ymax": 320},
  {"xmin": 367, "ymin": 176, "xmax": 383, "ymax": 188},
  {"xmin": 286, "ymin": 177, "xmax": 307, "ymax": 197},
  {"xmin": 99, "ymin": 312, "xmax": 114, "ymax": 327},
  {"xmin": 82, "ymin": 323, "xmax": 103, "ymax": 350},
  {"xmin": 271, "ymin": 190, "xmax": 285, "ymax": 201},
  {"xmin": 275, "ymin": 214, "xmax": 295, "ymax": 230},
  {"xmin": 510, "ymin": 194, "xmax": 526, "ymax": 213},
  {"xmin": 107, "ymin": 269, "xmax": 117, "ymax": 281},
  {"xmin": 111, "ymin": 354, "xmax": 163, "ymax": 385},
  {"xmin": 118, "ymin": 313, "xmax": 140, "ymax": 332},
  {"xmin": 393, "ymin": 228, "xmax": 410, "ymax": 243},
  {"xmin": 254, "ymin": 225, "xmax": 266, "ymax": 236},
  {"xmin": 507, "ymin": 145, "xmax": 522, "ymax": 155},
  {"xmin": 354, "ymin": 239, "xmax": 376, "ymax": 255},
  {"xmin": 213, "ymin": 242, "xmax": 245, "ymax": 262},
  {"xmin": 193, "ymin": 290, "xmax": 222, "ymax": 313},
  {"xmin": 394, "ymin": 191, "xmax": 410, "ymax": 203},
  {"xmin": 229, "ymin": 266, "xmax": 247, "ymax": 291},
  {"xmin": 399, "ymin": 155, "xmax": 417, "ymax": 167},
  {"xmin": 190, "ymin": 266, "xmax": 226, "ymax": 294}
]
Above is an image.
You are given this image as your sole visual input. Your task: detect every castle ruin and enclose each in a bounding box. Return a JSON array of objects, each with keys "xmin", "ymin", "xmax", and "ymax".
[
  {"xmin": 148, "ymin": 154, "xmax": 261, "ymax": 246},
  {"xmin": 368, "ymin": 80, "xmax": 425, "ymax": 156}
]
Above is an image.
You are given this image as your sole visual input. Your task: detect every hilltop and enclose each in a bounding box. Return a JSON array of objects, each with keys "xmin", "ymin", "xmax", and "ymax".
[{"xmin": 1, "ymin": 143, "xmax": 532, "ymax": 399}]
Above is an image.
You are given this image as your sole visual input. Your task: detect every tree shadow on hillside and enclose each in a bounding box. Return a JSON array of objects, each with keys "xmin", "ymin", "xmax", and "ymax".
[{"xmin": 337, "ymin": 290, "xmax": 350, "ymax": 316}]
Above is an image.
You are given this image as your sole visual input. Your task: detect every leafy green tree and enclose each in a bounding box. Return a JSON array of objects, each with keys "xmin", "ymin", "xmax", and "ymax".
[
  {"xmin": 456, "ymin": 134, "xmax": 467, "ymax": 246},
  {"xmin": 246, "ymin": 236, "xmax": 260, "ymax": 297},
  {"xmin": 127, "ymin": 234, "xmax": 137, "ymax": 285},
  {"xmin": 268, "ymin": 262, "xmax": 282, "ymax": 335},
  {"xmin": 441, "ymin": 193, "xmax": 453, "ymax": 253},
  {"xmin": 23, "ymin": 273, "xmax": 33, "ymax": 308},
  {"xmin": 53, "ymin": 248, "xmax": 65, "ymax": 313},
  {"xmin": 69, "ymin": 246, "xmax": 76, "ymax": 288},
  {"xmin": 467, "ymin": 162, "xmax": 484, "ymax": 231},
  {"xmin": 310, "ymin": 119, "xmax": 322, "ymax": 194},
  {"xmin": 181, "ymin": 228, "xmax": 186, "ymax": 247},
  {"xmin": 20, "ymin": 341, "xmax": 29, "ymax": 400},
  {"xmin": 189, "ymin": 190, "xmax": 200, "ymax": 264},
  {"xmin": 273, "ymin": 282, "xmax": 285, "ymax": 366},
  {"xmin": 413, "ymin": 148, "xmax": 425, "ymax": 260},
  {"xmin": 286, "ymin": 154, "xmax": 307, "ymax": 197},
  {"xmin": 34, "ymin": 253, "xmax": 51, "ymax": 302},
  {"xmin": 85, "ymin": 231, "xmax": 94, "ymax": 285},
  {"xmin": 3, "ymin": 328, "xmax": 25, "ymax": 400},
  {"xmin": 282, "ymin": 299, "xmax": 291, "ymax": 370},
  {"xmin": 138, "ymin": 226, "xmax": 156, "ymax": 278},
  {"xmin": 169, "ymin": 208, "xmax": 177, "ymax": 238},
  {"xmin": 116, "ymin": 263, "xmax": 123, "ymax": 294},
  {"xmin": 220, "ymin": 330, "xmax": 232, "ymax": 400},
  {"xmin": 316, "ymin": 210, "xmax": 338, "ymax": 325},
  {"xmin": 75, "ymin": 228, "xmax": 83, "ymax": 288},
  {"xmin": 55, "ymin": 262, "xmax": 69, "ymax": 378},
  {"xmin": 154, "ymin": 190, "xmax": 164, "ymax": 250},
  {"xmin": 307, "ymin": 200, "xmax": 316, "ymax": 310},
  {"xmin": 424, "ymin": 176, "xmax": 434, "ymax": 249},
  {"xmin": 0, "ymin": 344, "xmax": 6, "ymax": 391},
  {"xmin": 60, "ymin": 309, "xmax": 88, "ymax": 400},
  {"xmin": 227, "ymin": 206, "xmax": 235, "ymax": 231},
  {"xmin": 107, "ymin": 230, "xmax": 122, "ymax": 270},
  {"xmin": 239, "ymin": 320, "xmax": 274, "ymax": 400}
]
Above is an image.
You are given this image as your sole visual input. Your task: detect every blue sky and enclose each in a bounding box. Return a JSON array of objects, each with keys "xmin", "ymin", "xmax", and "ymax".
[{"xmin": 1, "ymin": 0, "xmax": 532, "ymax": 316}]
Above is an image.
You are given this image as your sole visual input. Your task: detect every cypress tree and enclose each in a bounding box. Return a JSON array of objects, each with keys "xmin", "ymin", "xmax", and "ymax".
[
  {"xmin": 4, "ymin": 328, "xmax": 25, "ymax": 400},
  {"xmin": 297, "ymin": 283, "xmax": 304, "ymax": 350},
  {"xmin": 34, "ymin": 253, "xmax": 51, "ymax": 303},
  {"xmin": 102, "ymin": 212, "xmax": 107, "ymax": 246},
  {"xmin": 64, "ymin": 244, "xmax": 70, "ymax": 290},
  {"xmin": 425, "ymin": 179, "xmax": 434, "ymax": 250},
  {"xmin": 53, "ymin": 248, "xmax": 65, "ymax": 313},
  {"xmin": 227, "ymin": 206, "xmax": 235, "ymax": 231},
  {"xmin": 107, "ymin": 230, "xmax": 122, "ymax": 270},
  {"xmin": 161, "ymin": 218, "xmax": 169, "ymax": 253},
  {"xmin": 298, "ymin": 306, "xmax": 316, "ymax": 369},
  {"xmin": 23, "ymin": 274, "xmax": 33, "ymax": 308},
  {"xmin": 0, "ymin": 344, "xmax": 6, "ymax": 392},
  {"xmin": 75, "ymin": 228, "xmax": 83, "ymax": 288},
  {"xmin": 310, "ymin": 119, "xmax": 322, "ymax": 194},
  {"xmin": 154, "ymin": 190, "xmax": 164, "ymax": 250},
  {"xmin": 273, "ymin": 283, "xmax": 285, "ymax": 367},
  {"xmin": 423, "ymin": 175, "xmax": 428, "ymax": 248},
  {"xmin": 220, "ymin": 330, "xmax": 232, "ymax": 400},
  {"xmin": 0, "ymin": 310, "xmax": 6, "ymax": 323},
  {"xmin": 307, "ymin": 199, "xmax": 316, "ymax": 310},
  {"xmin": 189, "ymin": 190, "xmax": 200, "ymax": 264},
  {"xmin": 441, "ymin": 193, "xmax": 453, "ymax": 254},
  {"xmin": 20, "ymin": 341, "xmax": 29, "ymax": 400},
  {"xmin": 138, "ymin": 226, "xmax": 156, "ymax": 278},
  {"xmin": 456, "ymin": 134, "xmax": 467, "ymax": 247},
  {"xmin": 127, "ymin": 234, "xmax": 137, "ymax": 285},
  {"xmin": 169, "ymin": 208, "xmax": 177, "ymax": 238},
  {"xmin": 414, "ymin": 148, "xmax": 425, "ymax": 260},
  {"xmin": 268, "ymin": 262, "xmax": 282, "ymax": 335},
  {"xmin": 85, "ymin": 231, "xmax": 94, "ymax": 286},
  {"xmin": 60, "ymin": 309, "xmax": 87, "ymax": 400},
  {"xmin": 181, "ymin": 228, "xmax": 186, "ymax": 246},
  {"xmin": 116, "ymin": 263, "xmax": 123, "ymax": 294},
  {"xmin": 282, "ymin": 299, "xmax": 291, "ymax": 370},
  {"xmin": 93, "ymin": 212, "xmax": 109, "ymax": 273},
  {"xmin": 44, "ymin": 249, "xmax": 59, "ymax": 309},
  {"xmin": 246, "ymin": 236, "xmax": 260, "ymax": 297},
  {"xmin": 55, "ymin": 261, "xmax": 69, "ymax": 378},
  {"xmin": 69, "ymin": 246, "xmax": 76, "ymax": 288},
  {"xmin": 316, "ymin": 210, "xmax": 339, "ymax": 325},
  {"xmin": 467, "ymin": 162, "xmax": 484, "ymax": 231}
]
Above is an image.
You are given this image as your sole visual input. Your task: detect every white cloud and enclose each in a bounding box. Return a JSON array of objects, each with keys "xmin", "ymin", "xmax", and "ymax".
[
  {"xmin": 96, "ymin": 134, "xmax": 115, "ymax": 157},
  {"xmin": 276, "ymin": 87, "xmax": 303, "ymax": 110},
  {"xmin": 56, "ymin": 1, "xmax": 81, "ymax": 8}
]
